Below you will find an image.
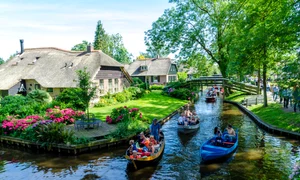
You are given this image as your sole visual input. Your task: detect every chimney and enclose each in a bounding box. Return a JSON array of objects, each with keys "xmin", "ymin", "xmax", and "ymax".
[
  {"xmin": 20, "ymin": 39, "xmax": 24, "ymax": 54},
  {"xmin": 87, "ymin": 43, "xmax": 93, "ymax": 53}
]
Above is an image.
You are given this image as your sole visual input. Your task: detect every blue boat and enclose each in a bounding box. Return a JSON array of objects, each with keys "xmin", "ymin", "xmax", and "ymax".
[{"xmin": 200, "ymin": 130, "xmax": 238, "ymax": 162}]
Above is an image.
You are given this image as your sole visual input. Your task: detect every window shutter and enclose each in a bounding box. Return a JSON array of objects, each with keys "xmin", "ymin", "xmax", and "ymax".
[
  {"xmin": 158, "ymin": 76, "xmax": 160, "ymax": 82},
  {"xmin": 151, "ymin": 76, "xmax": 154, "ymax": 82}
]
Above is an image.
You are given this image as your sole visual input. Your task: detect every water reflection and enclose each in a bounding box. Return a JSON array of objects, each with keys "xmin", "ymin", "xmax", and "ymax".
[{"xmin": 0, "ymin": 94, "xmax": 300, "ymax": 179}]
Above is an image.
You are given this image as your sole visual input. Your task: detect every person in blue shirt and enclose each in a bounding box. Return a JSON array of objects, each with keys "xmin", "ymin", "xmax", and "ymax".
[{"xmin": 150, "ymin": 118, "xmax": 160, "ymax": 142}]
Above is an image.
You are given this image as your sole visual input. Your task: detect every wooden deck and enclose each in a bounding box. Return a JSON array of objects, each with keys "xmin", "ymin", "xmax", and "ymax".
[{"xmin": 66, "ymin": 123, "xmax": 117, "ymax": 139}]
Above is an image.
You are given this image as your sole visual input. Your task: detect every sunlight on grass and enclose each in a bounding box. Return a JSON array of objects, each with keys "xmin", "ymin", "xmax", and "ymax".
[
  {"xmin": 248, "ymin": 103, "xmax": 300, "ymax": 132},
  {"xmin": 90, "ymin": 91, "xmax": 187, "ymax": 122}
]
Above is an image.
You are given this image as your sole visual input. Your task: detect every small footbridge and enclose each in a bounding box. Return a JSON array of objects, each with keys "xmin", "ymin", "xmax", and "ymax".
[{"xmin": 186, "ymin": 76, "xmax": 259, "ymax": 95}]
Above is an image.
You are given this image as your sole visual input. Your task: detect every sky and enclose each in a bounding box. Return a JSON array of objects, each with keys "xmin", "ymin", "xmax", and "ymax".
[{"xmin": 0, "ymin": 0, "xmax": 173, "ymax": 60}]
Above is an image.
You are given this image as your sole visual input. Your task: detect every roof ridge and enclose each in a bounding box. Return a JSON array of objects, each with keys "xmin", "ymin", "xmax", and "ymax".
[{"xmin": 24, "ymin": 47, "xmax": 101, "ymax": 53}]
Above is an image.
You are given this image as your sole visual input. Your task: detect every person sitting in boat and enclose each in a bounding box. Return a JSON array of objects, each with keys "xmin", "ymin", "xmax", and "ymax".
[
  {"xmin": 184, "ymin": 117, "xmax": 190, "ymax": 126},
  {"xmin": 137, "ymin": 132, "xmax": 145, "ymax": 146},
  {"xmin": 214, "ymin": 131, "xmax": 223, "ymax": 146},
  {"xmin": 149, "ymin": 135, "xmax": 157, "ymax": 145},
  {"xmin": 128, "ymin": 139, "xmax": 137, "ymax": 155},
  {"xmin": 184, "ymin": 108, "xmax": 192, "ymax": 118},
  {"xmin": 224, "ymin": 124, "xmax": 236, "ymax": 141},
  {"xmin": 178, "ymin": 113, "xmax": 186, "ymax": 125},
  {"xmin": 213, "ymin": 127, "xmax": 222, "ymax": 136},
  {"xmin": 191, "ymin": 110, "xmax": 199, "ymax": 123},
  {"xmin": 150, "ymin": 118, "xmax": 160, "ymax": 142},
  {"xmin": 130, "ymin": 150, "xmax": 141, "ymax": 159}
]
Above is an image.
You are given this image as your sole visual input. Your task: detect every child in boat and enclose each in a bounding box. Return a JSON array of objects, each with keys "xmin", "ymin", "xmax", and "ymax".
[
  {"xmin": 149, "ymin": 135, "xmax": 157, "ymax": 145},
  {"xmin": 178, "ymin": 113, "xmax": 186, "ymax": 125},
  {"xmin": 130, "ymin": 150, "xmax": 141, "ymax": 159},
  {"xmin": 128, "ymin": 139, "xmax": 137, "ymax": 155}
]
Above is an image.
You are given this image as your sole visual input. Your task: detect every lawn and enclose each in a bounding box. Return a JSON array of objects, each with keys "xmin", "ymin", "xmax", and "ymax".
[
  {"xmin": 248, "ymin": 103, "xmax": 300, "ymax": 132},
  {"xmin": 90, "ymin": 90, "xmax": 187, "ymax": 123},
  {"xmin": 225, "ymin": 91, "xmax": 248, "ymax": 102}
]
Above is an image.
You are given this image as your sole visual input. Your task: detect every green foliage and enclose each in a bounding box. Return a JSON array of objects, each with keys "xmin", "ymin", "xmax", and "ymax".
[
  {"xmin": 169, "ymin": 88, "xmax": 196, "ymax": 101},
  {"xmin": 177, "ymin": 72, "xmax": 187, "ymax": 82},
  {"xmin": 131, "ymin": 77, "xmax": 147, "ymax": 89},
  {"xmin": 27, "ymin": 89, "xmax": 52, "ymax": 104},
  {"xmin": 0, "ymin": 57, "xmax": 4, "ymax": 65},
  {"xmin": 150, "ymin": 84, "xmax": 164, "ymax": 90},
  {"xmin": 127, "ymin": 87, "xmax": 145, "ymax": 99},
  {"xmin": 107, "ymin": 117, "xmax": 148, "ymax": 139},
  {"xmin": 0, "ymin": 95, "xmax": 46, "ymax": 121},
  {"xmin": 55, "ymin": 88, "xmax": 85, "ymax": 110},
  {"xmin": 93, "ymin": 21, "xmax": 132, "ymax": 63},
  {"xmin": 35, "ymin": 123, "xmax": 75, "ymax": 145},
  {"xmin": 76, "ymin": 68, "xmax": 97, "ymax": 112},
  {"xmin": 71, "ymin": 40, "xmax": 89, "ymax": 51},
  {"xmin": 114, "ymin": 92, "xmax": 127, "ymax": 103}
]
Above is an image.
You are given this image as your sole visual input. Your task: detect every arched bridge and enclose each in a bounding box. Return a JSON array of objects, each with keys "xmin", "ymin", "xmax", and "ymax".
[{"xmin": 186, "ymin": 76, "xmax": 259, "ymax": 95}]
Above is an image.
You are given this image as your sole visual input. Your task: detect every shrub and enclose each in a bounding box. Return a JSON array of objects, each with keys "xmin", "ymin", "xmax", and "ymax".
[
  {"xmin": 114, "ymin": 92, "xmax": 127, "ymax": 103},
  {"xmin": 150, "ymin": 84, "xmax": 164, "ymax": 90},
  {"xmin": 170, "ymin": 88, "xmax": 197, "ymax": 101},
  {"xmin": 55, "ymin": 88, "xmax": 85, "ymax": 110},
  {"xmin": 0, "ymin": 95, "xmax": 46, "ymax": 121},
  {"xmin": 45, "ymin": 106, "xmax": 84, "ymax": 124},
  {"xmin": 27, "ymin": 90, "xmax": 52, "ymax": 103},
  {"xmin": 106, "ymin": 106, "xmax": 143, "ymax": 124}
]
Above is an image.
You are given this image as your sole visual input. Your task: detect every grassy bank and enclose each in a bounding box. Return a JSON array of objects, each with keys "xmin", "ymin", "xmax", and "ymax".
[
  {"xmin": 90, "ymin": 90, "xmax": 187, "ymax": 122},
  {"xmin": 225, "ymin": 90, "xmax": 300, "ymax": 133},
  {"xmin": 248, "ymin": 103, "xmax": 300, "ymax": 132}
]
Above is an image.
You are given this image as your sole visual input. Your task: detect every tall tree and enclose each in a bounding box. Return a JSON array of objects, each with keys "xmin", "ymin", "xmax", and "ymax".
[
  {"xmin": 93, "ymin": 20, "xmax": 111, "ymax": 55},
  {"xmin": 145, "ymin": 0, "xmax": 246, "ymax": 78},
  {"xmin": 0, "ymin": 57, "xmax": 4, "ymax": 65},
  {"xmin": 109, "ymin": 33, "xmax": 132, "ymax": 64},
  {"xmin": 71, "ymin": 40, "xmax": 89, "ymax": 51}
]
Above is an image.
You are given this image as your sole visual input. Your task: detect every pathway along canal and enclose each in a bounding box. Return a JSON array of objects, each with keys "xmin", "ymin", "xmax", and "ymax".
[{"xmin": 1, "ymin": 95, "xmax": 300, "ymax": 180}]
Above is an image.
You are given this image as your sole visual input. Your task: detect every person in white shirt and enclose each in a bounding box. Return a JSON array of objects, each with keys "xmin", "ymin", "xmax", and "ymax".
[{"xmin": 177, "ymin": 113, "xmax": 186, "ymax": 125}]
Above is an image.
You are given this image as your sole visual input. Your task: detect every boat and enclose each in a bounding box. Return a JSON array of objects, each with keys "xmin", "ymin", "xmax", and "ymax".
[
  {"xmin": 200, "ymin": 130, "xmax": 238, "ymax": 162},
  {"xmin": 205, "ymin": 96, "xmax": 216, "ymax": 102},
  {"xmin": 178, "ymin": 121, "xmax": 200, "ymax": 134},
  {"xmin": 125, "ymin": 132, "xmax": 165, "ymax": 170}
]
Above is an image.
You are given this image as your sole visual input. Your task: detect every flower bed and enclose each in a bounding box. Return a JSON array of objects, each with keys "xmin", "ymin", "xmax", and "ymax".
[{"xmin": 106, "ymin": 106, "xmax": 143, "ymax": 124}]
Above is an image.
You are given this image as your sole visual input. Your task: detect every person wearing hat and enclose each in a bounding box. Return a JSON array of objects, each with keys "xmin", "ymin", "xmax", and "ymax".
[{"xmin": 150, "ymin": 118, "xmax": 160, "ymax": 142}]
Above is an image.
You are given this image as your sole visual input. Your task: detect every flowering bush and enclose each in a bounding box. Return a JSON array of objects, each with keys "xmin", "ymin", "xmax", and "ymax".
[
  {"xmin": 2, "ymin": 115, "xmax": 43, "ymax": 132},
  {"xmin": 45, "ymin": 106, "xmax": 85, "ymax": 124},
  {"xmin": 106, "ymin": 106, "xmax": 143, "ymax": 124}
]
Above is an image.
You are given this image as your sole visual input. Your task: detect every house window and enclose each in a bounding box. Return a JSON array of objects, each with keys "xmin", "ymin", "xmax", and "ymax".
[
  {"xmin": 152, "ymin": 76, "xmax": 160, "ymax": 83},
  {"xmin": 108, "ymin": 79, "xmax": 113, "ymax": 93},
  {"xmin": 169, "ymin": 76, "xmax": 176, "ymax": 82},
  {"xmin": 35, "ymin": 84, "xmax": 41, "ymax": 90},
  {"xmin": 140, "ymin": 65, "xmax": 148, "ymax": 71},
  {"xmin": 99, "ymin": 79, "xmax": 104, "ymax": 94},
  {"xmin": 171, "ymin": 65, "xmax": 176, "ymax": 72},
  {"xmin": 47, "ymin": 88, "xmax": 53, "ymax": 92},
  {"xmin": 114, "ymin": 78, "xmax": 119, "ymax": 92}
]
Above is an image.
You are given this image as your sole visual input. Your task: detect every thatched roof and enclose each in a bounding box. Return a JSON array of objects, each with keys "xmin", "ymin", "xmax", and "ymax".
[
  {"xmin": 0, "ymin": 47, "xmax": 124, "ymax": 90},
  {"xmin": 178, "ymin": 64, "xmax": 197, "ymax": 75},
  {"xmin": 125, "ymin": 58, "xmax": 174, "ymax": 76}
]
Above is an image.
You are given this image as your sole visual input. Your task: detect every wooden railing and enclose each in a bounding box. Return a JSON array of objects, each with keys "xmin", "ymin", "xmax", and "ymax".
[{"xmin": 186, "ymin": 77, "xmax": 259, "ymax": 94}]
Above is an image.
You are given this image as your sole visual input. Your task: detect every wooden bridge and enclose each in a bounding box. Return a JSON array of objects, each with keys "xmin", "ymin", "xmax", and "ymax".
[{"xmin": 186, "ymin": 76, "xmax": 259, "ymax": 95}]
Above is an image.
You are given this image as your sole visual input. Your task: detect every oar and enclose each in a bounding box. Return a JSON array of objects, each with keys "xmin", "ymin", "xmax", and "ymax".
[{"xmin": 131, "ymin": 160, "xmax": 137, "ymax": 170}]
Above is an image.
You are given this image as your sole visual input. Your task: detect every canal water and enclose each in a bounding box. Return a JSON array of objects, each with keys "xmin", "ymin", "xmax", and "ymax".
[{"xmin": 0, "ymin": 95, "xmax": 300, "ymax": 180}]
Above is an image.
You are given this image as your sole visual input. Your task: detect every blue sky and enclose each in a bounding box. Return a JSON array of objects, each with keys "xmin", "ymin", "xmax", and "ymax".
[{"xmin": 0, "ymin": 0, "xmax": 173, "ymax": 60}]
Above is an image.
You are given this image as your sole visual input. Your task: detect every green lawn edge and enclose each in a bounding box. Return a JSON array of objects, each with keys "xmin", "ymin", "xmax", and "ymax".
[
  {"xmin": 90, "ymin": 90, "xmax": 188, "ymax": 123},
  {"xmin": 225, "ymin": 91, "xmax": 300, "ymax": 133}
]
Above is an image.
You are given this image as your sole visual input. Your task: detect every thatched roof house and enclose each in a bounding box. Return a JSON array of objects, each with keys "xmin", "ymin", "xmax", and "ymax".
[
  {"xmin": 125, "ymin": 57, "xmax": 178, "ymax": 84},
  {"xmin": 0, "ymin": 40, "xmax": 132, "ymax": 98}
]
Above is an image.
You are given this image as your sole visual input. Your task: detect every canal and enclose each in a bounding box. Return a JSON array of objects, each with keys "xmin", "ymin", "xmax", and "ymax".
[{"xmin": 0, "ymin": 95, "xmax": 299, "ymax": 179}]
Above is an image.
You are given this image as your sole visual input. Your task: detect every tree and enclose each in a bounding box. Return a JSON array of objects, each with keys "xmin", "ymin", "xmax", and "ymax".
[
  {"xmin": 76, "ymin": 68, "xmax": 97, "ymax": 118},
  {"xmin": 0, "ymin": 57, "xmax": 4, "ymax": 65},
  {"xmin": 71, "ymin": 40, "xmax": 89, "ymax": 51},
  {"xmin": 177, "ymin": 72, "xmax": 187, "ymax": 82},
  {"xmin": 109, "ymin": 33, "xmax": 132, "ymax": 64},
  {"xmin": 93, "ymin": 20, "xmax": 111, "ymax": 54},
  {"xmin": 145, "ymin": 0, "xmax": 247, "ymax": 78},
  {"xmin": 93, "ymin": 21, "xmax": 132, "ymax": 63}
]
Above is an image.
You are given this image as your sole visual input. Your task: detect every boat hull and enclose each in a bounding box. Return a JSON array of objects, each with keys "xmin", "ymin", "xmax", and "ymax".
[
  {"xmin": 200, "ymin": 131, "xmax": 238, "ymax": 162},
  {"xmin": 125, "ymin": 133, "xmax": 165, "ymax": 170},
  {"xmin": 205, "ymin": 97, "xmax": 216, "ymax": 102},
  {"xmin": 178, "ymin": 123, "xmax": 200, "ymax": 134}
]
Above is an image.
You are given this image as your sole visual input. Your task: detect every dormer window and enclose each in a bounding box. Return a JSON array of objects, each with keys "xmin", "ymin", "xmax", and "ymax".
[{"xmin": 140, "ymin": 65, "xmax": 148, "ymax": 71}]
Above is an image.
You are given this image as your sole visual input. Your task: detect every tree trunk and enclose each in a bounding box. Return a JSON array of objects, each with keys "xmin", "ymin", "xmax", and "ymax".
[
  {"xmin": 257, "ymin": 60, "xmax": 261, "ymax": 95},
  {"xmin": 263, "ymin": 62, "xmax": 268, "ymax": 107}
]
